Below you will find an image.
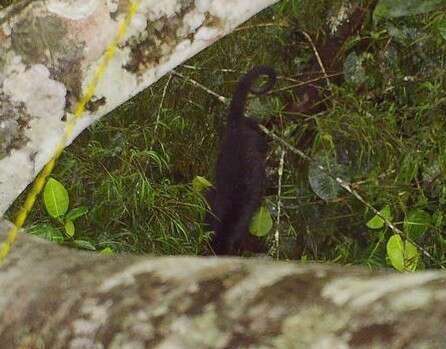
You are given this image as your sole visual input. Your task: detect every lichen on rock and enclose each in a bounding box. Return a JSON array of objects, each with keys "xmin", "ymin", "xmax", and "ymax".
[
  {"xmin": 0, "ymin": 93, "xmax": 30, "ymax": 159},
  {"xmin": 124, "ymin": 0, "xmax": 220, "ymax": 74},
  {"xmin": 3, "ymin": 63, "xmax": 66, "ymax": 120}
]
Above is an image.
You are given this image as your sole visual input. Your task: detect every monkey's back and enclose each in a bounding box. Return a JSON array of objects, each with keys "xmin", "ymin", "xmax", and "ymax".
[
  {"xmin": 209, "ymin": 65, "xmax": 275, "ymax": 254},
  {"xmin": 211, "ymin": 117, "xmax": 267, "ymax": 254}
]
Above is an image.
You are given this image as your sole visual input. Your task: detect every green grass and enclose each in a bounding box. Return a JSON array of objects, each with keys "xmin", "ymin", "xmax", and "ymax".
[{"xmin": 5, "ymin": 0, "xmax": 446, "ymax": 269}]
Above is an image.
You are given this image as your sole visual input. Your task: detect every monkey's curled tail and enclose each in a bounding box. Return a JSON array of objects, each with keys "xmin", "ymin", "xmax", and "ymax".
[{"xmin": 229, "ymin": 65, "xmax": 276, "ymax": 124}]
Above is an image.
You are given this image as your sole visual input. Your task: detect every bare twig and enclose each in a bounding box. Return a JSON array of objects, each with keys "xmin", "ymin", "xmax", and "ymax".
[
  {"xmin": 301, "ymin": 31, "xmax": 333, "ymax": 92},
  {"xmin": 271, "ymin": 72, "xmax": 343, "ymax": 94},
  {"xmin": 180, "ymin": 64, "xmax": 310, "ymax": 83},
  {"xmin": 234, "ymin": 22, "xmax": 288, "ymax": 32},
  {"xmin": 181, "ymin": 65, "xmax": 238, "ymax": 74},
  {"xmin": 274, "ymin": 148, "xmax": 286, "ymax": 260},
  {"xmin": 352, "ymin": 170, "xmax": 396, "ymax": 186},
  {"xmin": 172, "ymin": 70, "xmax": 227, "ymax": 104}
]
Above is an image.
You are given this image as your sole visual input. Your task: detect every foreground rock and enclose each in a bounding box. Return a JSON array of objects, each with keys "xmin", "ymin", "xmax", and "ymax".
[{"xmin": 1, "ymin": 220, "xmax": 445, "ymax": 348}]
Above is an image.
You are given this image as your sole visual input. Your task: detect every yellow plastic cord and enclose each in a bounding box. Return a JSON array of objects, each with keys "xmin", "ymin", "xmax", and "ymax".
[{"xmin": 0, "ymin": 0, "xmax": 142, "ymax": 264}]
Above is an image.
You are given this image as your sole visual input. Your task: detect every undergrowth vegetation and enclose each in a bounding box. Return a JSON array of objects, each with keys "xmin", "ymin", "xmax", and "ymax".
[{"xmin": 4, "ymin": 0, "xmax": 446, "ymax": 269}]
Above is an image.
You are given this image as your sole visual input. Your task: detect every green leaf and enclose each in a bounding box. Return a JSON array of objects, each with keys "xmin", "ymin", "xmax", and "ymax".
[
  {"xmin": 100, "ymin": 247, "xmax": 114, "ymax": 256},
  {"xmin": 65, "ymin": 207, "xmax": 88, "ymax": 222},
  {"xmin": 192, "ymin": 176, "xmax": 213, "ymax": 193},
  {"xmin": 435, "ymin": 18, "xmax": 446, "ymax": 40},
  {"xmin": 403, "ymin": 209, "xmax": 431, "ymax": 240},
  {"xmin": 344, "ymin": 52, "xmax": 367, "ymax": 86},
  {"xmin": 404, "ymin": 240, "xmax": 419, "ymax": 271},
  {"xmin": 73, "ymin": 240, "xmax": 96, "ymax": 251},
  {"xmin": 64, "ymin": 220, "xmax": 75, "ymax": 238},
  {"xmin": 308, "ymin": 154, "xmax": 346, "ymax": 201},
  {"xmin": 43, "ymin": 178, "xmax": 69, "ymax": 218},
  {"xmin": 366, "ymin": 205, "xmax": 393, "ymax": 230},
  {"xmin": 374, "ymin": 0, "xmax": 445, "ymax": 19},
  {"xmin": 249, "ymin": 206, "xmax": 273, "ymax": 237},
  {"xmin": 386, "ymin": 235, "xmax": 420, "ymax": 272},
  {"xmin": 386, "ymin": 234, "xmax": 405, "ymax": 272}
]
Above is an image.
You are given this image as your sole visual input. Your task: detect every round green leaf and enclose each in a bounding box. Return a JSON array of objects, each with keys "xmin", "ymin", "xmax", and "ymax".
[
  {"xmin": 403, "ymin": 209, "xmax": 431, "ymax": 240},
  {"xmin": 386, "ymin": 234, "xmax": 404, "ymax": 272},
  {"xmin": 404, "ymin": 240, "xmax": 419, "ymax": 272},
  {"xmin": 64, "ymin": 220, "xmax": 75, "ymax": 238},
  {"xmin": 308, "ymin": 155, "xmax": 346, "ymax": 201},
  {"xmin": 344, "ymin": 52, "xmax": 367, "ymax": 86},
  {"xmin": 249, "ymin": 206, "xmax": 273, "ymax": 237},
  {"xmin": 192, "ymin": 176, "xmax": 213, "ymax": 193},
  {"xmin": 43, "ymin": 178, "xmax": 69, "ymax": 218},
  {"xmin": 100, "ymin": 247, "xmax": 114, "ymax": 256},
  {"xmin": 367, "ymin": 205, "xmax": 393, "ymax": 230}
]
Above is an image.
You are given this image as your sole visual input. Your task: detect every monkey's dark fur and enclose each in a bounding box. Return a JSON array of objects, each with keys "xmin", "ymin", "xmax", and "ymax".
[{"xmin": 207, "ymin": 66, "xmax": 276, "ymax": 255}]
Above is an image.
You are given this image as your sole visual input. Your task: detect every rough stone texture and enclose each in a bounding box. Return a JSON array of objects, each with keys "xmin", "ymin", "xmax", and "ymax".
[
  {"xmin": 0, "ymin": 219, "xmax": 446, "ymax": 348},
  {"xmin": 0, "ymin": 0, "xmax": 279, "ymax": 214}
]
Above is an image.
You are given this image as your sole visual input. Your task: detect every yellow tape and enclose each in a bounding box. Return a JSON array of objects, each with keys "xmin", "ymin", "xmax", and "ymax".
[{"xmin": 0, "ymin": 0, "xmax": 142, "ymax": 263}]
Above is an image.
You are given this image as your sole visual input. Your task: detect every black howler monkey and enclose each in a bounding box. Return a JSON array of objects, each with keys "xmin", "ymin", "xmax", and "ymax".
[{"xmin": 207, "ymin": 66, "xmax": 276, "ymax": 255}]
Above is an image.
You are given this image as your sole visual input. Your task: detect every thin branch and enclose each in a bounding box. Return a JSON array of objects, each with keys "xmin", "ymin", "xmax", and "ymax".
[
  {"xmin": 234, "ymin": 22, "xmax": 288, "ymax": 32},
  {"xmin": 274, "ymin": 148, "xmax": 286, "ymax": 260},
  {"xmin": 301, "ymin": 31, "xmax": 333, "ymax": 92},
  {"xmin": 271, "ymin": 72, "xmax": 343, "ymax": 94},
  {"xmin": 181, "ymin": 65, "xmax": 238, "ymax": 74},
  {"xmin": 172, "ymin": 70, "xmax": 228, "ymax": 104},
  {"xmin": 180, "ymin": 64, "xmax": 310, "ymax": 83}
]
